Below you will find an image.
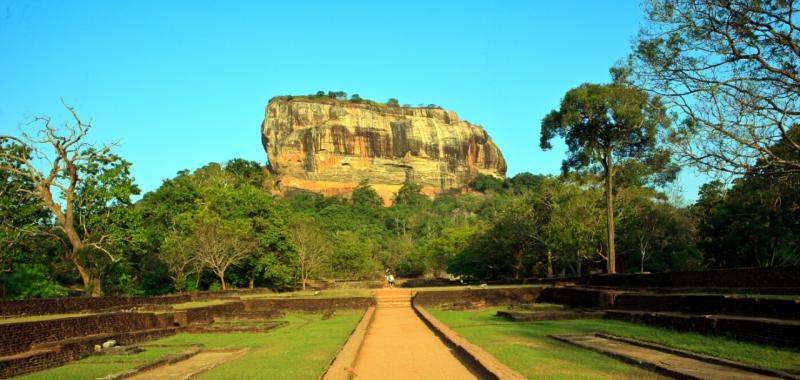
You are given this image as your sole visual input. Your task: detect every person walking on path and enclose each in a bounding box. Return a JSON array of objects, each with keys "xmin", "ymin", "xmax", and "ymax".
[{"xmin": 385, "ymin": 268, "xmax": 395, "ymax": 288}]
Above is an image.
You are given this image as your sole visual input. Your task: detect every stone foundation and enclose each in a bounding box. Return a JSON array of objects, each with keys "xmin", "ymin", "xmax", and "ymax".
[{"xmin": 413, "ymin": 287, "xmax": 544, "ymax": 307}]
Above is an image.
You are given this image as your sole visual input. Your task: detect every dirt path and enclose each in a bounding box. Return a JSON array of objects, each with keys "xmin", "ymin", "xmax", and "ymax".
[
  {"xmin": 127, "ymin": 349, "xmax": 249, "ymax": 380},
  {"xmin": 555, "ymin": 334, "xmax": 785, "ymax": 380},
  {"xmin": 352, "ymin": 289, "xmax": 481, "ymax": 380}
]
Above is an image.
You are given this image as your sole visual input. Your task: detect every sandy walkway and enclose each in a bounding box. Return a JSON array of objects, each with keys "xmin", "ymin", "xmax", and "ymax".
[{"xmin": 352, "ymin": 289, "xmax": 480, "ymax": 380}]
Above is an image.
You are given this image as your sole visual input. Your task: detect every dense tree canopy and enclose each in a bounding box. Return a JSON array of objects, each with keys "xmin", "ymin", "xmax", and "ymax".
[
  {"xmin": 1, "ymin": 143, "xmax": 795, "ymax": 297},
  {"xmin": 541, "ymin": 82, "xmax": 672, "ymax": 273}
]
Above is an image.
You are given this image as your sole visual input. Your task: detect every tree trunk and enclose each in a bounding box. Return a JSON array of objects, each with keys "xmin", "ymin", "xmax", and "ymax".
[
  {"xmin": 216, "ymin": 271, "xmax": 227, "ymax": 290},
  {"xmin": 514, "ymin": 249, "xmax": 522, "ymax": 279},
  {"xmin": 91, "ymin": 277, "xmax": 103, "ymax": 297},
  {"xmin": 300, "ymin": 260, "xmax": 306, "ymax": 290},
  {"xmin": 248, "ymin": 275, "xmax": 255, "ymax": 289},
  {"xmin": 547, "ymin": 249, "xmax": 554, "ymax": 279},
  {"xmin": 62, "ymin": 212, "xmax": 98, "ymax": 294},
  {"xmin": 71, "ymin": 253, "xmax": 93, "ymax": 296},
  {"xmin": 65, "ymin": 235, "xmax": 96, "ymax": 296},
  {"xmin": 576, "ymin": 255, "xmax": 582, "ymax": 276},
  {"xmin": 639, "ymin": 237, "xmax": 648, "ymax": 273},
  {"xmin": 640, "ymin": 252, "xmax": 645, "ymax": 273},
  {"xmin": 604, "ymin": 150, "xmax": 617, "ymax": 274}
]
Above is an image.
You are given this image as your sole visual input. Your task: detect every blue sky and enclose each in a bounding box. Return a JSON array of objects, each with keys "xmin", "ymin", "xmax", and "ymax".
[{"xmin": 0, "ymin": 0, "xmax": 706, "ymax": 202}]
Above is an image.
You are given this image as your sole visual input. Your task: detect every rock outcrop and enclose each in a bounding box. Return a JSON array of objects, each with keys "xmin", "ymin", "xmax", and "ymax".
[{"xmin": 261, "ymin": 97, "xmax": 506, "ymax": 204}]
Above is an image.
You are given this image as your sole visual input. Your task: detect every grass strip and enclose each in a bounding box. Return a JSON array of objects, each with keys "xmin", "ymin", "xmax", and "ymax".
[{"xmin": 428, "ymin": 307, "xmax": 800, "ymax": 378}]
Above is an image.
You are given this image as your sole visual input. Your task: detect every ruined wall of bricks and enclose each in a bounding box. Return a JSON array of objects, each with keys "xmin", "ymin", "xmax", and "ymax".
[
  {"xmin": 538, "ymin": 287, "xmax": 800, "ymax": 320},
  {"xmin": 0, "ymin": 295, "xmax": 374, "ymax": 378},
  {"xmin": 0, "ymin": 288, "xmax": 273, "ymax": 317},
  {"xmin": 581, "ymin": 266, "xmax": 800, "ymax": 288},
  {"xmin": 0, "ymin": 312, "xmax": 177, "ymax": 357},
  {"xmin": 243, "ymin": 297, "xmax": 375, "ymax": 312},
  {"xmin": 0, "ymin": 312, "xmax": 179, "ymax": 378},
  {"xmin": 413, "ymin": 287, "xmax": 544, "ymax": 306}
]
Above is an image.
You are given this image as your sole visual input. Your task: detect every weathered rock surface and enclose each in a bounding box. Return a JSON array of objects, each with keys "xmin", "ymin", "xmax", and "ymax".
[{"xmin": 261, "ymin": 97, "xmax": 506, "ymax": 203}]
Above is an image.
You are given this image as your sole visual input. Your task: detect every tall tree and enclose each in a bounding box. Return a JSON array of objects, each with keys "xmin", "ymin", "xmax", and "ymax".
[
  {"xmin": 633, "ymin": 0, "xmax": 800, "ymax": 174},
  {"xmin": 289, "ymin": 217, "xmax": 331, "ymax": 290},
  {"xmin": 160, "ymin": 232, "xmax": 195, "ymax": 291},
  {"xmin": 545, "ymin": 178, "xmax": 606, "ymax": 276},
  {"xmin": 184, "ymin": 210, "xmax": 255, "ymax": 290},
  {"xmin": 541, "ymin": 83, "xmax": 670, "ymax": 273},
  {"xmin": 331, "ymin": 230, "xmax": 374, "ymax": 280},
  {"xmin": 1, "ymin": 105, "xmax": 141, "ymax": 295}
]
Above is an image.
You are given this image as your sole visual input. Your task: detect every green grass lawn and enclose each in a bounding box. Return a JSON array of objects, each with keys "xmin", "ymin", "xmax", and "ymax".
[
  {"xmin": 18, "ymin": 310, "xmax": 364, "ymax": 380},
  {"xmin": 189, "ymin": 311, "xmax": 362, "ymax": 379},
  {"xmin": 428, "ymin": 307, "xmax": 800, "ymax": 378}
]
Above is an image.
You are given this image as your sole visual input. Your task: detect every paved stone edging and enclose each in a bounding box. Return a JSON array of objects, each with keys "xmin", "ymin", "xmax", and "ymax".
[
  {"xmin": 594, "ymin": 334, "xmax": 800, "ymax": 380},
  {"xmin": 320, "ymin": 307, "xmax": 376, "ymax": 380},
  {"xmin": 98, "ymin": 345, "xmax": 203, "ymax": 380},
  {"xmin": 411, "ymin": 301, "xmax": 526, "ymax": 380},
  {"xmin": 551, "ymin": 334, "xmax": 798, "ymax": 380}
]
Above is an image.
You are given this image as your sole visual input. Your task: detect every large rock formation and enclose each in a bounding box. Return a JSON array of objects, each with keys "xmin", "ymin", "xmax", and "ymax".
[{"xmin": 261, "ymin": 97, "xmax": 506, "ymax": 204}]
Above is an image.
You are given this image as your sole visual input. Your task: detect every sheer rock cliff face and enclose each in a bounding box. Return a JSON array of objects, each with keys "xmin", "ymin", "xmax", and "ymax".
[{"xmin": 261, "ymin": 98, "xmax": 506, "ymax": 204}]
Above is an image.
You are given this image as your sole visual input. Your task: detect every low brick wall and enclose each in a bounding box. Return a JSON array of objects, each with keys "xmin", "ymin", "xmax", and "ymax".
[
  {"xmin": 605, "ymin": 311, "xmax": 800, "ymax": 347},
  {"xmin": 0, "ymin": 294, "xmax": 372, "ymax": 378},
  {"xmin": 0, "ymin": 326, "xmax": 177, "ymax": 378},
  {"xmin": 0, "ymin": 295, "xmax": 191, "ymax": 317},
  {"xmin": 612, "ymin": 294, "xmax": 800, "ymax": 320},
  {"xmin": 539, "ymin": 287, "xmax": 800, "ymax": 321},
  {"xmin": 537, "ymin": 287, "xmax": 617, "ymax": 308},
  {"xmin": 413, "ymin": 287, "xmax": 544, "ymax": 307},
  {"xmin": 0, "ymin": 312, "xmax": 177, "ymax": 357},
  {"xmin": 0, "ymin": 288, "xmax": 274, "ymax": 317},
  {"xmin": 582, "ymin": 267, "xmax": 800, "ymax": 289},
  {"xmin": 243, "ymin": 297, "xmax": 375, "ymax": 312},
  {"xmin": 182, "ymin": 302, "xmax": 247, "ymax": 325}
]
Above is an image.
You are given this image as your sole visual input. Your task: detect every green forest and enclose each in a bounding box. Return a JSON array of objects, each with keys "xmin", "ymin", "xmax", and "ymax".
[
  {"xmin": 1, "ymin": 148, "xmax": 798, "ymax": 298},
  {"xmin": 1, "ymin": 0, "xmax": 799, "ymax": 298}
]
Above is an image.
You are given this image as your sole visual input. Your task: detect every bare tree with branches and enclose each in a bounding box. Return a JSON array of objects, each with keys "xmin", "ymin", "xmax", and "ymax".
[
  {"xmin": 189, "ymin": 212, "xmax": 255, "ymax": 290},
  {"xmin": 160, "ymin": 232, "xmax": 196, "ymax": 292},
  {"xmin": 0, "ymin": 103, "xmax": 131, "ymax": 295},
  {"xmin": 633, "ymin": 0, "xmax": 800, "ymax": 175},
  {"xmin": 289, "ymin": 218, "xmax": 331, "ymax": 290}
]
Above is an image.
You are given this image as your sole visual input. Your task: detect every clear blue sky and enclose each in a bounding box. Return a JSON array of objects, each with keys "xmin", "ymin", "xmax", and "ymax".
[{"xmin": 0, "ymin": 0, "xmax": 706, "ymax": 202}]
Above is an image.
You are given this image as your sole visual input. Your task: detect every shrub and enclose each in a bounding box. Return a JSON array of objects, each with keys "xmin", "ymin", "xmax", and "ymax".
[{"xmin": 1, "ymin": 264, "xmax": 66, "ymax": 299}]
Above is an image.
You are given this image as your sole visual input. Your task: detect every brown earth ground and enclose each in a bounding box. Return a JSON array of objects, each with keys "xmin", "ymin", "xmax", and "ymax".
[{"xmin": 352, "ymin": 288, "xmax": 482, "ymax": 380}]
